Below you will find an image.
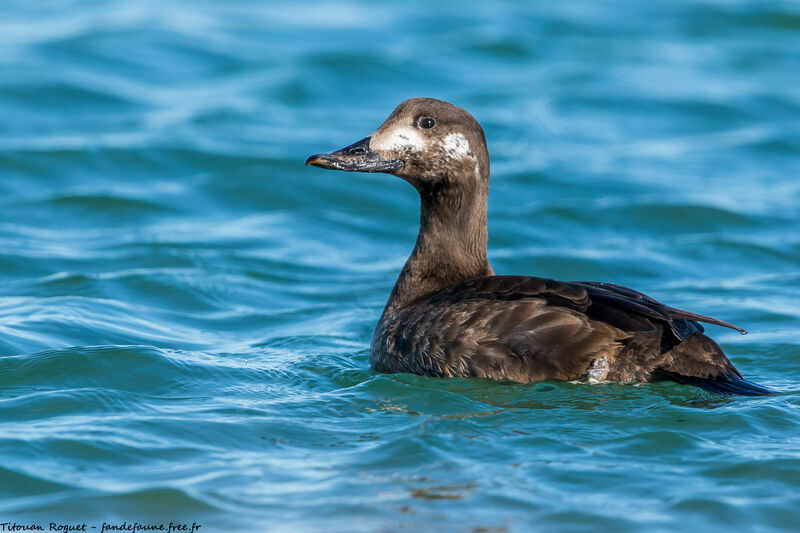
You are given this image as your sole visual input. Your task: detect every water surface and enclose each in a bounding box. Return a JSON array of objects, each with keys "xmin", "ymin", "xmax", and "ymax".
[{"xmin": 1, "ymin": 1, "xmax": 799, "ymax": 531}]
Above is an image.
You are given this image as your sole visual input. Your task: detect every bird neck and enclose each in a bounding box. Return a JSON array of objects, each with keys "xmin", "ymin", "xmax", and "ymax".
[{"xmin": 382, "ymin": 177, "xmax": 493, "ymax": 314}]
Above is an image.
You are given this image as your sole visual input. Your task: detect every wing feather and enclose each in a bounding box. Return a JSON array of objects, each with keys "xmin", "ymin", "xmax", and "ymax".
[{"xmin": 372, "ymin": 275, "xmax": 748, "ymax": 385}]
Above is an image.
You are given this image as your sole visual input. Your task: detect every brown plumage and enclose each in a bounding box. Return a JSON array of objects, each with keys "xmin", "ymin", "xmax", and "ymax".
[{"xmin": 306, "ymin": 97, "xmax": 770, "ymax": 395}]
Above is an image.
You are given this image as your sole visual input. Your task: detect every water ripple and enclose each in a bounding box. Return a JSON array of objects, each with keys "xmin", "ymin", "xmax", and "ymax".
[{"xmin": 0, "ymin": 0, "xmax": 799, "ymax": 531}]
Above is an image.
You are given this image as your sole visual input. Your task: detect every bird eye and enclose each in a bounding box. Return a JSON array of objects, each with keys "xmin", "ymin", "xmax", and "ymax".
[{"xmin": 419, "ymin": 117, "xmax": 435, "ymax": 129}]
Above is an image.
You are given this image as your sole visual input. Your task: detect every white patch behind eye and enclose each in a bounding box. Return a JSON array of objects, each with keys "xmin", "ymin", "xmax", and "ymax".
[
  {"xmin": 442, "ymin": 132, "xmax": 472, "ymax": 158},
  {"xmin": 370, "ymin": 127, "xmax": 425, "ymax": 152}
]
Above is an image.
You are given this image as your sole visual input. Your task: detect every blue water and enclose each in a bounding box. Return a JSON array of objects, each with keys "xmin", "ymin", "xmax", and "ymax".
[{"xmin": 1, "ymin": 1, "xmax": 799, "ymax": 531}]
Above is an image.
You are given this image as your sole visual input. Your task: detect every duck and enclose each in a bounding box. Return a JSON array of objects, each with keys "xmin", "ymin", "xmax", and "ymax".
[{"xmin": 305, "ymin": 97, "xmax": 771, "ymax": 395}]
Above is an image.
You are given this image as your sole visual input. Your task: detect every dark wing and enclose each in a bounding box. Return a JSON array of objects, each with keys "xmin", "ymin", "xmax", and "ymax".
[
  {"xmin": 377, "ymin": 279, "xmax": 626, "ymax": 382},
  {"xmin": 430, "ymin": 275, "xmax": 746, "ymax": 345},
  {"xmin": 404, "ymin": 276, "xmax": 625, "ymax": 381},
  {"xmin": 575, "ymin": 281, "xmax": 747, "ymax": 338},
  {"xmin": 418, "ymin": 275, "xmax": 768, "ymax": 392}
]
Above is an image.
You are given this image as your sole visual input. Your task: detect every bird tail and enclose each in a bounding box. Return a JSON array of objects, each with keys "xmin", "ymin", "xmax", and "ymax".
[
  {"xmin": 653, "ymin": 332, "xmax": 774, "ymax": 396},
  {"xmin": 665, "ymin": 373, "xmax": 774, "ymax": 396}
]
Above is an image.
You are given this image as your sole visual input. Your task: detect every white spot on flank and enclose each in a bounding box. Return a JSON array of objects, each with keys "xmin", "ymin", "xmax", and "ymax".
[
  {"xmin": 441, "ymin": 132, "xmax": 472, "ymax": 158},
  {"xmin": 587, "ymin": 355, "xmax": 609, "ymax": 383},
  {"xmin": 370, "ymin": 127, "xmax": 425, "ymax": 152}
]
